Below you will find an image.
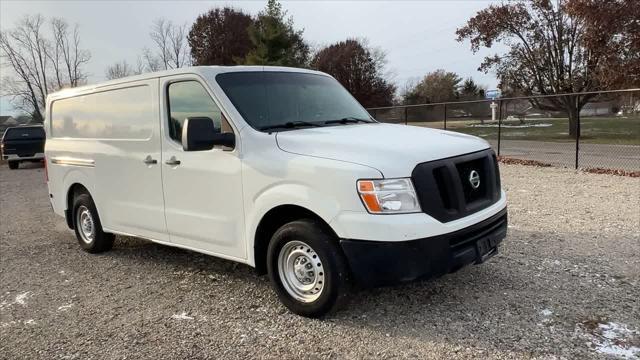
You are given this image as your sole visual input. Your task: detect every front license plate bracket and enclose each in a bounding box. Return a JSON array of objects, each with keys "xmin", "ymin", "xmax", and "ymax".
[{"xmin": 475, "ymin": 236, "xmax": 498, "ymax": 264}]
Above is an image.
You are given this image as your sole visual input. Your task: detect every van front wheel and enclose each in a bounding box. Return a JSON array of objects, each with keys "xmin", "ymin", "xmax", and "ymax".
[
  {"xmin": 8, "ymin": 161, "xmax": 18, "ymax": 169},
  {"xmin": 267, "ymin": 219, "xmax": 351, "ymax": 317},
  {"xmin": 72, "ymin": 193, "xmax": 114, "ymax": 253}
]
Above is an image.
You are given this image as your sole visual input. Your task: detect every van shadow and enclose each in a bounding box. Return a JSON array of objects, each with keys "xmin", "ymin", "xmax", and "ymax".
[
  {"xmin": 103, "ymin": 228, "xmax": 614, "ymax": 357},
  {"xmin": 108, "ymin": 235, "xmax": 262, "ymax": 283},
  {"xmin": 8, "ymin": 161, "xmax": 44, "ymax": 170}
]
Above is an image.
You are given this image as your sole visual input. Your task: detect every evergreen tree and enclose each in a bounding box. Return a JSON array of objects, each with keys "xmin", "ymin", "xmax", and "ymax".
[{"xmin": 243, "ymin": 0, "xmax": 310, "ymax": 67}]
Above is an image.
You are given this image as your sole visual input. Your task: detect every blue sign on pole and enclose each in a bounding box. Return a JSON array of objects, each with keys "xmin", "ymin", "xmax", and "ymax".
[{"xmin": 485, "ymin": 89, "xmax": 502, "ymax": 100}]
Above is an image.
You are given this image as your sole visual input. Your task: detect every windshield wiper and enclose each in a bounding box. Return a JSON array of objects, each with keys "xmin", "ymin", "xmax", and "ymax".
[
  {"xmin": 324, "ymin": 117, "xmax": 374, "ymax": 125},
  {"xmin": 260, "ymin": 121, "xmax": 323, "ymax": 132}
]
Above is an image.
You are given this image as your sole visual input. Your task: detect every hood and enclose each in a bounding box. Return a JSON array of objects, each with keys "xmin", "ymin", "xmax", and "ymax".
[{"xmin": 276, "ymin": 123, "xmax": 491, "ymax": 178}]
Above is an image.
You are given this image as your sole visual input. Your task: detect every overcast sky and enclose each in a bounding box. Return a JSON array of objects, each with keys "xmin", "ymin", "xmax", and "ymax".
[{"xmin": 0, "ymin": 0, "xmax": 506, "ymax": 116}]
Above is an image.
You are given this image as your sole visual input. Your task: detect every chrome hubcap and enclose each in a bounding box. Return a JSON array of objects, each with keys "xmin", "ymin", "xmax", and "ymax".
[
  {"xmin": 278, "ymin": 241, "xmax": 325, "ymax": 303},
  {"xmin": 77, "ymin": 206, "xmax": 94, "ymax": 244}
]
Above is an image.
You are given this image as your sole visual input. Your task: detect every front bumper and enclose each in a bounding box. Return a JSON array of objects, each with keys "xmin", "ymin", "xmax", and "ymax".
[{"xmin": 340, "ymin": 207, "xmax": 507, "ymax": 287}]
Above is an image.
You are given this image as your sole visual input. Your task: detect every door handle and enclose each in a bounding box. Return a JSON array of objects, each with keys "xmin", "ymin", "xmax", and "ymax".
[
  {"xmin": 165, "ymin": 156, "xmax": 181, "ymax": 166},
  {"xmin": 143, "ymin": 155, "xmax": 158, "ymax": 165}
]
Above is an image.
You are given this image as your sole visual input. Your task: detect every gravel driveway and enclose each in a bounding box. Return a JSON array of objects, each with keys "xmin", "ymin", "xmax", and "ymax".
[{"xmin": 1, "ymin": 162, "xmax": 639, "ymax": 359}]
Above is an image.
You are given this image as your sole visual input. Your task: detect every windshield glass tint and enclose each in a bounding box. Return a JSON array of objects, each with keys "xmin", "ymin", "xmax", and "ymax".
[{"xmin": 215, "ymin": 72, "xmax": 371, "ymax": 131}]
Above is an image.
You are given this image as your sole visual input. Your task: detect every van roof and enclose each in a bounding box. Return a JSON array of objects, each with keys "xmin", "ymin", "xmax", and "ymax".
[{"xmin": 47, "ymin": 65, "xmax": 328, "ymax": 101}]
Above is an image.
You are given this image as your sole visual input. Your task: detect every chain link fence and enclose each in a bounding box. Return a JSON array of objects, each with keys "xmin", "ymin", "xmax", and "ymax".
[{"xmin": 368, "ymin": 89, "xmax": 640, "ymax": 172}]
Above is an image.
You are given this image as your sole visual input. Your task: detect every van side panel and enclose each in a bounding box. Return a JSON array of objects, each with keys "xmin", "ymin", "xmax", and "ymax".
[{"xmin": 46, "ymin": 80, "xmax": 169, "ymax": 241}]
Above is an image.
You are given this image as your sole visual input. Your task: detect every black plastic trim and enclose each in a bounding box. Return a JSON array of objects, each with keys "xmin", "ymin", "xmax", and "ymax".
[
  {"xmin": 411, "ymin": 148, "xmax": 500, "ymax": 223},
  {"xmin": 340, "ymin": 207, "xmax": 507, "ymax": 288},
  {"xmin": 64, "ymin": 209, "xmax": 74, "ymax": 229}
]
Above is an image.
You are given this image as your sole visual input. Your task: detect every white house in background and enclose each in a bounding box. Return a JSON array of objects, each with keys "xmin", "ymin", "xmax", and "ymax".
[
  {"xmin": 580, "ymin": 101, "xmax": 616, "ymax": 117},
  {"xmin": 0, "ymin": 116, "xmax": 17, "ymax": 135}
]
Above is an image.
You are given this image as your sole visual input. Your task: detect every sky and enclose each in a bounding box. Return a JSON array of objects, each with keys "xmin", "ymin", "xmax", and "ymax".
[{"xmin": 0, "ymin": 0, "xmax": 506, "ymax": 116}]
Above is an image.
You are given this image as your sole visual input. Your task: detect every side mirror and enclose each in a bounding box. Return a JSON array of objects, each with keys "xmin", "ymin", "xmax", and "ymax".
[{"xmin": 182, "ymin": 117, "xmax": 235, "ymax": 151}]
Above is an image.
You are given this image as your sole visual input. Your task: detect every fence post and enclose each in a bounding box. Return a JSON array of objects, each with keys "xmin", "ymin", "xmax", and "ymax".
[
  {"xmin": 497, "ymin": 100, "xmax": 502, "ymax": 156},
  {"xmin": 443, "ymin": 104, "xmax": 447, "ymax": 130},
  {"xmin": 575, "ymin": 97, "xmax": 580, "ymax": 169},
  {"xmin": 404, "ymin": 106, "xmax": 408, "ymax": 125}
]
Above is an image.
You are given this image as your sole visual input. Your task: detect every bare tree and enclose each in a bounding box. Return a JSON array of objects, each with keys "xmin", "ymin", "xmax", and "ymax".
[
  {"xmin": 49, "ymin": 18, "xmax": 90, "ymax": 87},
  {"xmin": 102, "ymin": 17, "xmax": 193, "ymax": 81},
  {"xmin": 1, "ymin": 15, "xmax": 89, "ymax": 123},
  {"xmin": 133, "ymin": 55, "xmax": 147, "ymax": 74},
  {"xmin": 149, "ymin": 18, "xmax": 190, "ymax": 70},
  {"xmin": 167, "ymin": 22, "xmax": 190, "ymax": 68},
  {"xmin": 105, "ymin": 18, "xmax": 190, "ymax": 79},
  {"xmin": 105, "ymin": 60, "xmax": 142, "ymax": 80},
  {"xmin": 140, "ymin": 47, "xmax": 163, "ymax": 72},
  {"xmin": 150, "ymin": 19, "xmax": 170, "ymax": 70},
  {"xmin": 105, "ymin": 47, "xmax": 165, "ymax": 80}
]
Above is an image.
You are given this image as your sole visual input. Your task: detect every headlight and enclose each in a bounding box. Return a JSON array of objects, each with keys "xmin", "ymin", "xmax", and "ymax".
[{"xmin": 357, "ymin": 178, "xmax": 421, "ymax": 214}]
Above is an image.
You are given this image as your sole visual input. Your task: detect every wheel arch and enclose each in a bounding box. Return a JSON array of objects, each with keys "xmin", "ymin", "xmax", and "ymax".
[
  {"xmin": 253, "ymin": 204, "xmax": 339, "ymax": 275},
  {"xmin": 65, "ymin": 183, "xmax": 91, "ymax": 229}
]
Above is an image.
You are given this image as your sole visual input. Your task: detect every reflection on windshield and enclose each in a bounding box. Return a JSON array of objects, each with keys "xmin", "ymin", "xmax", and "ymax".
[{"xmin": 216, "ymin": 72, "xmax": 374, "ymax": 131}]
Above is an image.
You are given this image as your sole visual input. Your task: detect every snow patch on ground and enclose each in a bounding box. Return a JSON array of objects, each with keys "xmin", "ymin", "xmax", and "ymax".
[
  {"xmin": 469, "ymin": 123, "xmax": 553, "ymax": 128},
  {"xmin": 0, "ymin": 291, "xmax": 33, "ymax": 309},
  {"xmin": 171, "ymin": 312, "xmax": 194, "ymax": 320},
  {"xmin": 57, "ymin": 303, "xmax": 73, "ymax": 311},
  {"xmin": 14, "ymin": 291, "xmax": 31, "ymax": 305},
  {"xmin": 540, "ymin": 309, "xmax": 553, "ymax": 317},
  {"xmin": 538, "ymin": 308, "xmax": 555, "ymax": 326},
  {"xmin": 578, "ymin": 321, "xmax": 640, "ymax": 359},
  {"xmin": 1, "ymin": 319, "xmax": 37, "ymax": 327}
]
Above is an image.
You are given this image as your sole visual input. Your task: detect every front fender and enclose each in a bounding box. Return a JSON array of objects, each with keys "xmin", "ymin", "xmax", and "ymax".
[{"xmin": 245, "ymin": 182, "xmax": 342, "ymax": 266}]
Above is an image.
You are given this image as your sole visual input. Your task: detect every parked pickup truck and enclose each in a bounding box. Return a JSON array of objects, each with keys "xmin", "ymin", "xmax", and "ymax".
[{"xmin": 1, "ymin": 125, "xmax": 46, "ymax": 169}]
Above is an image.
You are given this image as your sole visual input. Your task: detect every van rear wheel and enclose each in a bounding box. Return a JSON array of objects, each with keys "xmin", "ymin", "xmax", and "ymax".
[
  {"xmin": 267, "ymin": 219, "xmax": 351, "ymax": 317},
  {"xmin": 72, "ymin": 193, "xmax": 114, "ymax": 253}
]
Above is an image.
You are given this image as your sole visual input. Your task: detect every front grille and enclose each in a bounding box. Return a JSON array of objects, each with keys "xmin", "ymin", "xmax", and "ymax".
[{"xmin": 411, "ymin": 149, "xmax": 501, "ymax": 222}]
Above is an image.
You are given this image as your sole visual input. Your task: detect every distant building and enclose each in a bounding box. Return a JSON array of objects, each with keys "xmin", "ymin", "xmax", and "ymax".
[
  {"xmin": 1, "ymin": 115, "xmax": 36, "ymax": 136},
  {"xmin": 0, "ymin": 116, "xmax": 17, "ymax": 135},
  {"xmin": 0, "ymin": 116, "xmax": 16, "ymax": 125},
  {"xmin": 580, "ymin": 101, "xmax": 615, "ymax": 117},
  {"xmin": 15, "ymin": 115, "xmax": 33, "ymax": 125}
]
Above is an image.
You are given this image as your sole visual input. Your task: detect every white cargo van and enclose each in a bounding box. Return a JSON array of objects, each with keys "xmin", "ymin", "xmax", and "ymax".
[{"xmin": 45, "ymin": 66, "xmax": 507, "ymax": 317}]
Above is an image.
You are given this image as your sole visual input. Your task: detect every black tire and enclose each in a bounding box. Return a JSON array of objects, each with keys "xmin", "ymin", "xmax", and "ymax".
[
  {"xmin": 72, "ymin": 193, "xmax": 114, "ymax": 253},
  {"xmin": 8, "ymin": 161, "xmax": 18, "ymax": 169},
  {"xmin": 267, "ymin": 219, "xmax": 351, "ymax": 318}
]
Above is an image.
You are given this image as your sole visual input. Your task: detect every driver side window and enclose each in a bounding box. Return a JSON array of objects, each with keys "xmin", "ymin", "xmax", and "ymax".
[{"xmin": 167, "ymin": 81, "xmax": 222, "ymax": 144}]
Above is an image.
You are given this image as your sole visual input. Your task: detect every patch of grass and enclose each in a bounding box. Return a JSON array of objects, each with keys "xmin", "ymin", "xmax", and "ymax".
[{"xmin": 407, "ymin": 116, "xmax": 640, "ymax": 145}]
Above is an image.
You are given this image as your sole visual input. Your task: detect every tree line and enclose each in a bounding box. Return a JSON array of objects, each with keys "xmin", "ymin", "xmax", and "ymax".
[
  {"xmin": 2, "ymin": 0, "xmax": 637, "ymax": 136},
  {"xmin": 105, "ymin": 0, "xmax": 396, "ymax": 109}
]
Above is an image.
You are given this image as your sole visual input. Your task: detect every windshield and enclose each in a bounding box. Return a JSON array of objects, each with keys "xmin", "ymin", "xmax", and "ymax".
[
  {"xmin": 215, "ymin": 71, "xmax": 374, "ymax": 131},
  {"xmin": 4, "ymin": 127, "xmax": 45, "ymax": 140}
]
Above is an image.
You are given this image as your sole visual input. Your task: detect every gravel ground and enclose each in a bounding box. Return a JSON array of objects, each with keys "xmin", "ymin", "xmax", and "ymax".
[{"xmin": 1, "ymin": 162, "xmax": 639, "ymax": 359}]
